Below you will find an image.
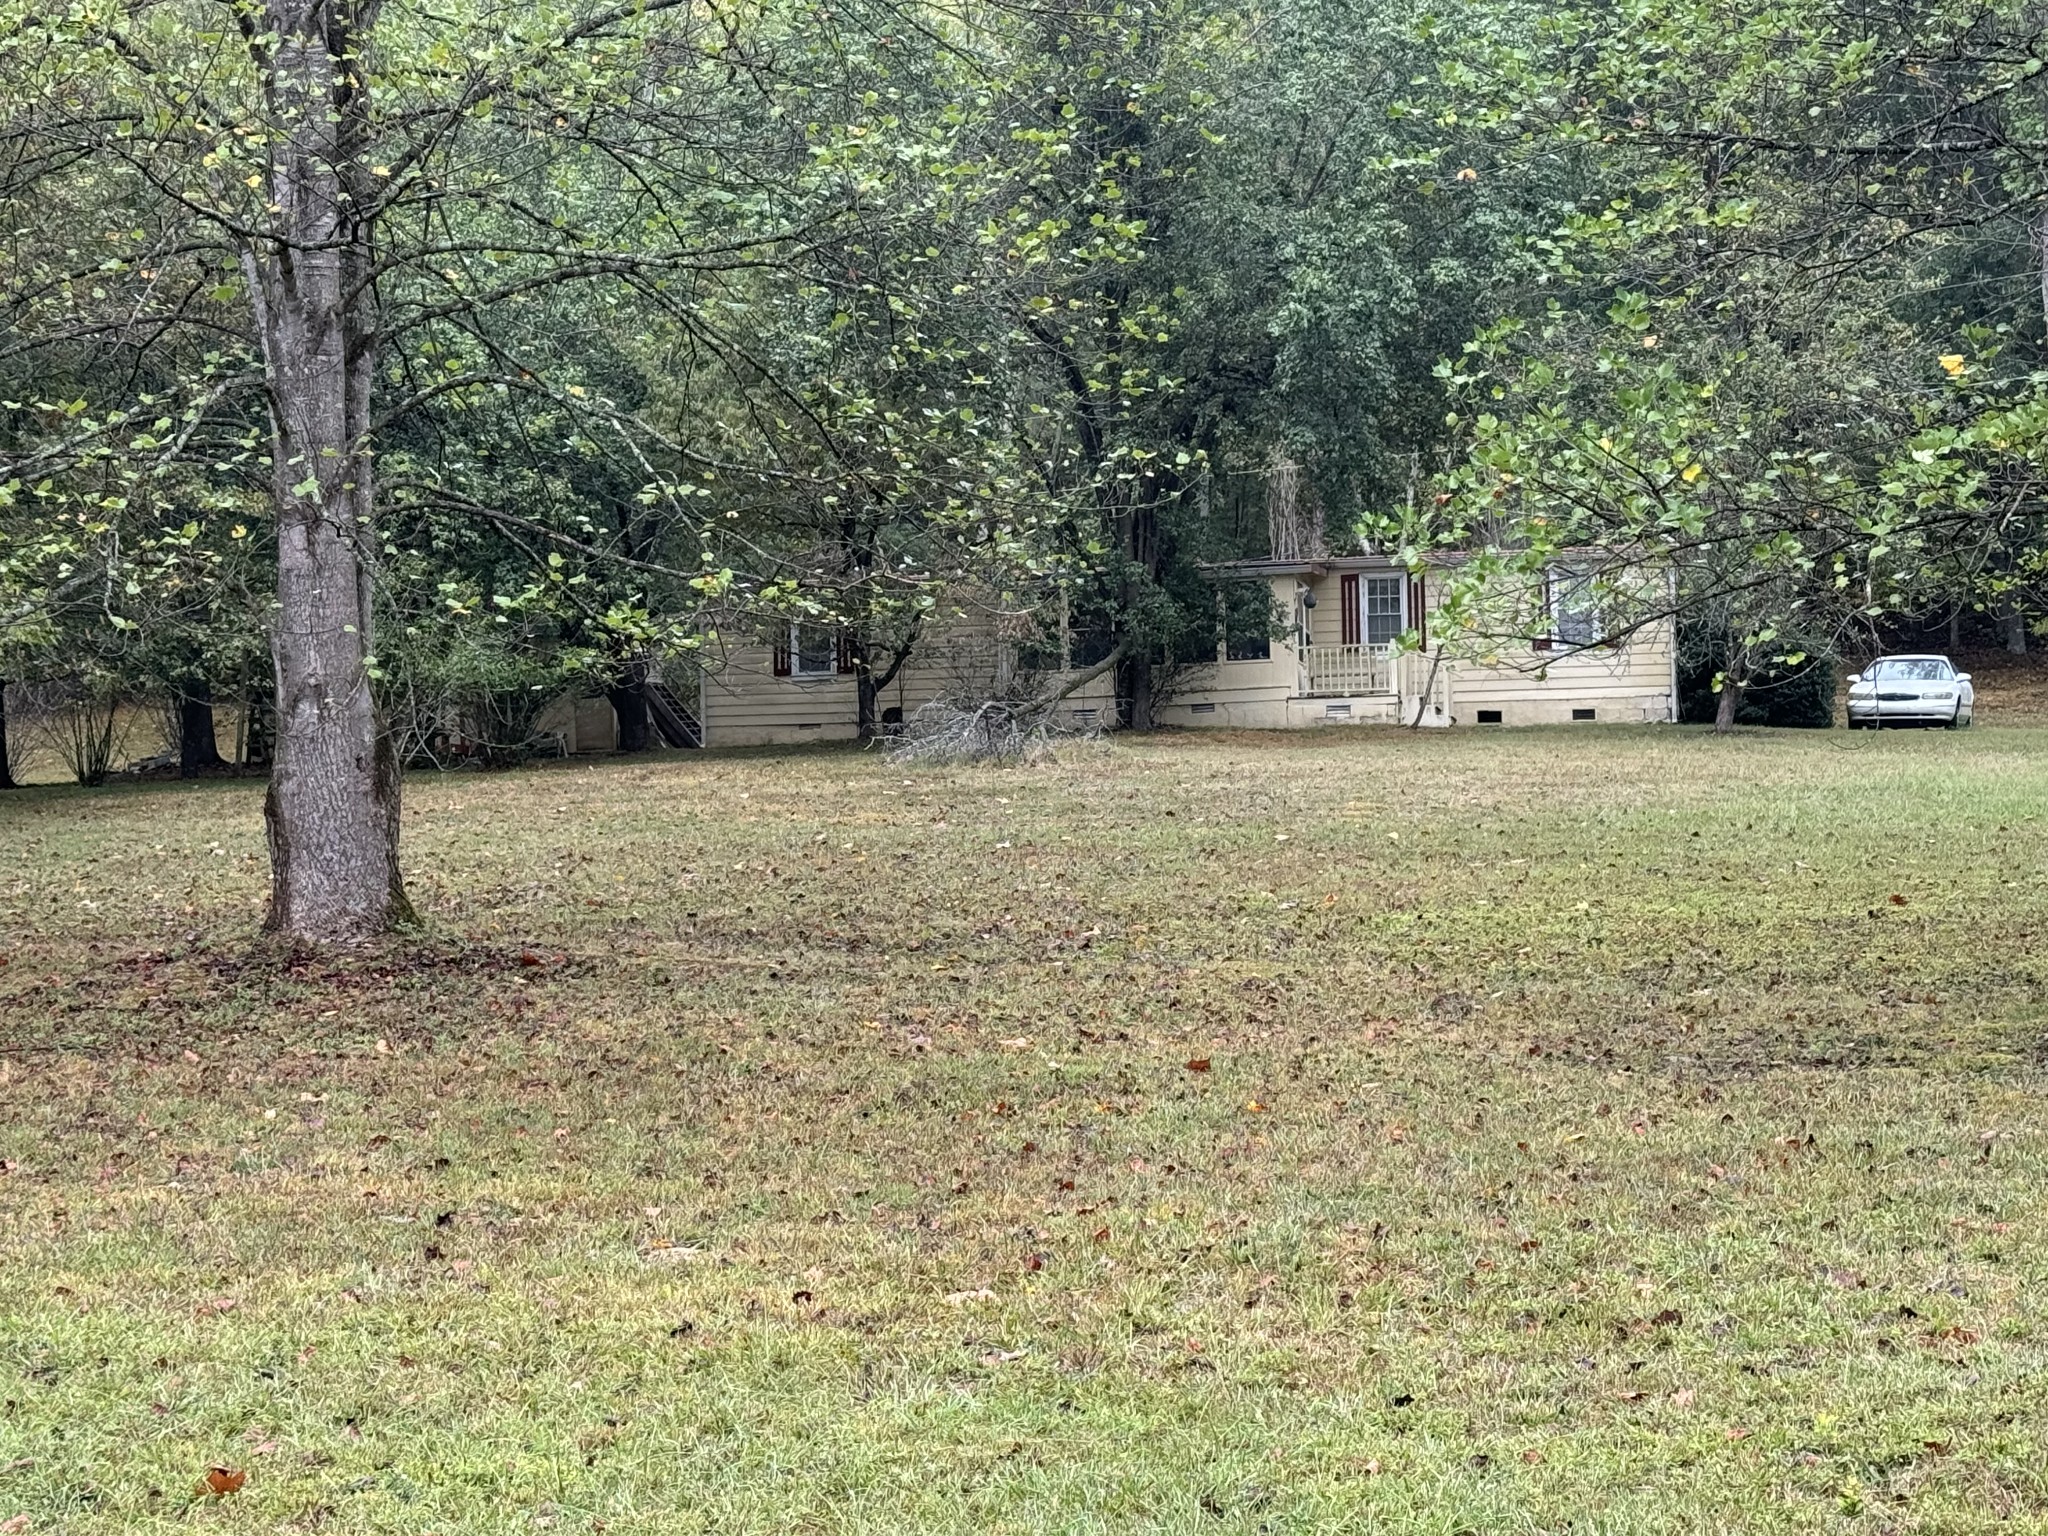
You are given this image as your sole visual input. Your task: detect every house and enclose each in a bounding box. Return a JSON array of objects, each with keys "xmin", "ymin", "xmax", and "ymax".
[
  {"xmin": 1153, "ymin": 554, "xmax": 1677, "ymax": 730},
  {"xmin": 534, "ymin": 602, "xmax": 1116, "ymax": 752},
  {"xmin": 535, "ymin": 553, "xmax": 1675, "ymax": 751}
]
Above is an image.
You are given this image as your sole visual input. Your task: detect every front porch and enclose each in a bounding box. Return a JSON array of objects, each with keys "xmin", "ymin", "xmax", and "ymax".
[
  {"xmin": 1297, "ymin": 642, "xmax": 1452, "ymax": 725},
  {"xmin": 1297, "ymin": 642, "xmax": 1394, "ymax": 698}
]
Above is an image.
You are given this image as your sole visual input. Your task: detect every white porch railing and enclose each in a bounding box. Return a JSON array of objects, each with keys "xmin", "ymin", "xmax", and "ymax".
[
  {"xmin": 1395, "ymin": 647, "xmax": 1454, "ymax": 726},
  {"xmin": 1299, "ymin": 643, "xmax": 1394, "ymax": 696}
]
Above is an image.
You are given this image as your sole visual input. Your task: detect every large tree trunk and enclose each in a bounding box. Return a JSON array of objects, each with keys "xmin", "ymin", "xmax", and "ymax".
[
  {"xmin": 0, "ymin": 679, "xmax": 14, "ymax": 790},
  {"xmin": 608, "ymin": 660, "xmax": 651, "ymax": 752},
  {"xmin": 178, "ymin": 681, "xmax": 227, "ymax": 779},
  {"xmin": 252, "ymin": 0, "xmax": 411, "ymax": 942},
  {"xmin": 1120, "ymin": 653, "xmax": 1155, "ymax": 731},
  {"xmin": 856, "ymin": 668, "xmax": 880, "ymax": 741},
  {"xmin": 1713, "ymin": 678, "xmax": 1741, "ymax": 734}
]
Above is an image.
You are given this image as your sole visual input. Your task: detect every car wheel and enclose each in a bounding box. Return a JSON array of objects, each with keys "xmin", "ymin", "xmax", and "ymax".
[{"xmin": 1945, "ymin": 706, "xmax": 1962, "ymax": 730}]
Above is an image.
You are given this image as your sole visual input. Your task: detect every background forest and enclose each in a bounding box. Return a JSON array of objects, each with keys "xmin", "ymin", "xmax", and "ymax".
[{"xmin": 6, "ymin": 0, "xmax": 2048, "ymax": 803}]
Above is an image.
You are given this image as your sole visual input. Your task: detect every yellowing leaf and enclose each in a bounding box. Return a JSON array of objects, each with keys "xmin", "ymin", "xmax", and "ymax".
[
  {"xmin": 1681, "ymin": 462, "xmax": 1704, "ymax": 483},
  {"xmin": 1938, "ymin": 353, "xmax": 1966, "ymax": 377}
]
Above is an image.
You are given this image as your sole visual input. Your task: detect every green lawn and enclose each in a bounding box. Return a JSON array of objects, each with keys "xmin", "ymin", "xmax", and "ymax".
[{"xmin": 3, "ymin": 725, "xmax": 2047, "ymax": 1534}]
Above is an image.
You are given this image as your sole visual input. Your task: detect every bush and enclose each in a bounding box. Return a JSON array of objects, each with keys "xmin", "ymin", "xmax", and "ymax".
[
  {"xmin": 1677, "ymin": 623, "xmax": 1836, "ymax": 728},
  {"xmin": 36, "ymin": 679, "xmax": 129, "ymax": 785}
]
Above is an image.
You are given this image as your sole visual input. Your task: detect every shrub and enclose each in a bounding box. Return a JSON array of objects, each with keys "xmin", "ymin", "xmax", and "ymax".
[{"xmin": 1676, "ymin": 622, "xmax": 1836, "ymax": 728}]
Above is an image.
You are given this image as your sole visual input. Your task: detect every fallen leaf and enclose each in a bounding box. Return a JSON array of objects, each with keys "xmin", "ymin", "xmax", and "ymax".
[
  {"xmin": 197, "ymin": 1466, "xmax": 245, "ymax": 1498},
  {"xmin": 518, "ymin": 950, "xmax": 545, "ymax": 967},
  {"xmin": 1889, "ymin": 892, "xmax": 1907, "ymax": 906},
  {"xmin": 1724, "ymin": 1426, "xmax": 1751, "ymax": 1442},
  {"xmin": 979, "ymin": 1349, "xmax": 1027, "ymax": 1364},
  {"xmin": 1185, "ymin": 1058, "xmax": 1211, "ymax": 1072},
  {"xmin": 1670, "ymin": 1388, "xmax": 1695, "ymax": 1408},
  {"xmin": 942, "ymin": 1288, "xmax": 996, "ymax": 1306},
  {"xmin": 1, "ymin": 1517, "xmax": 29, "ymax": 1534}
]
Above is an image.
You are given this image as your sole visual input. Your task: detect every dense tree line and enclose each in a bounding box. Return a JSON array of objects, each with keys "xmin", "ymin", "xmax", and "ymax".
[{"xmin": 5, "ymin": 0, "xmax": 2046, "ymax": 935}]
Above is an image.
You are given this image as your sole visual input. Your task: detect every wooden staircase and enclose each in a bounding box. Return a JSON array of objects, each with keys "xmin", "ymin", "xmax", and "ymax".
[{"xmin": 646, "ymin": 676, "xmax": 702, "ymax": 748}]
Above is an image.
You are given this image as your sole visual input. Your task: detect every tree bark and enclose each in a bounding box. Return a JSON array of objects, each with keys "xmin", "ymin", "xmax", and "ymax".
[
  {"xmin": 2001, "ymin": 603, "xmax": 2028, "ymax": 655},
  {"xmin": 0, "ymin": 679, "xmax": 14, "ymax": 790},
  {"xmin": 608, "ymin": 660, "xmax": 651, "ymax": 752},
  {"xmin": 856, "ymin": 669, "xmax": 880, "ymax": 741},
  {"xmin": 852, "ymin": 626, "xmax": 919, "ymax": 741},
  {"xmin": 178, "ymin": 681, "xmax": 227, "ymax": 778},
  {"xmin": 1120, "ymin": 652, "xmax": 1155, "ymax": 731},
  {"xmin": 252, "ymin": 0, "xmax": 411, "ymax": 942},
  {"xmin": 1713, "ymin": 678, "xmax": 1741, "ymax": 734}
]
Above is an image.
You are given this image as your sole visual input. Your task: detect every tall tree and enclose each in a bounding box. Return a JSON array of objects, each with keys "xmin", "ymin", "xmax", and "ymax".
[{"xmin": 0, "ymin": 0, "xmax": 993, "ymax": 937}]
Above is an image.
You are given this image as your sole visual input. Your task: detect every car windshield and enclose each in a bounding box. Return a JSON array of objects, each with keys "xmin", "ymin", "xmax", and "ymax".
[{"xmin": 1871, "ymin": 658, "xmax": 1953, "ymax": 682}]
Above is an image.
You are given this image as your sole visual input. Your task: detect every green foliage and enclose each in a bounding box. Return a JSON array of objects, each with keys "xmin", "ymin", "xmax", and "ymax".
[{"xmin": 1676, "ymin": 623, "xmax": 1836, "ymax": 727}]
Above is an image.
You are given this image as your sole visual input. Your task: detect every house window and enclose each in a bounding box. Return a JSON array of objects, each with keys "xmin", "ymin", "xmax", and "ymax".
[
  {"xmin": 1548, "ymin": 568, "xmax": 1601, "ymax": 647},
  {"xmin": 790, "ymin": 623, "xmax": 838, "ymax": 676},
  {"xmin": 1363, "ymin": 577, "xmax": 1404, "ymax": 648}
]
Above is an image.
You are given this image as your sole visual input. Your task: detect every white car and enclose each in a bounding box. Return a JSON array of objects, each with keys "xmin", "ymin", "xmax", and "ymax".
[{"xmin": 1845, "ymin": 655, "xmax": 1974, "ymax": 729}]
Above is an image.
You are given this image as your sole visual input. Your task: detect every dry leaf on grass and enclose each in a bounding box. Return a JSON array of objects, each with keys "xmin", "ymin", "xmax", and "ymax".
[{"xmin": 197, "ymin": 1466, "xmax": 245, "ymax": 1498}]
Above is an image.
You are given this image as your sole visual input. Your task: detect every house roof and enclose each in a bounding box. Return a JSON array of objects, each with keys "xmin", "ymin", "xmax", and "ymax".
[
  {"xmin": 1203, "ymin": 545, "xmax": 1658, "ymax": 579},
  {"xmin": 1200, "ymin": 554, "xmax": 1422, "ymax": 579}
]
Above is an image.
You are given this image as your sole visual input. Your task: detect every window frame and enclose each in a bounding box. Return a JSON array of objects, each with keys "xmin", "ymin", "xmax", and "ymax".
[
  {"xmin": 790, "ymin": 622, "xmax": 839, "ymax": 675},
  {"xmin": 1543, "ymin": 565, "xmax": 1604, "ymax": 650},
  {"xmin": 1362, "ymin": 575, "xmax": 1405, "ymax": 649}
]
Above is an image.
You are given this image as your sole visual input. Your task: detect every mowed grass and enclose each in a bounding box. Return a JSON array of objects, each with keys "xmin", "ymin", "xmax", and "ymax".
[{"xmin": 4, "ymin": 726, "xmax": 2048, "ymax": 1535}]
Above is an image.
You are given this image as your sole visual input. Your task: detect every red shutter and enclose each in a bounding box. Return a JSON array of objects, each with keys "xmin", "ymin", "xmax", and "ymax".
[
  {"xmin": 1407, "ymin": 575, "xmax": 1426, "ymax": 649},
  {"xmin": 772, "ymin": 631, "xmax": 791, "ymax": 677},
  {"xmin": 836, "ymin": 630, "xmax": 856, "ymax": 674},
  {"xmin": 1339, "ymin": 574, "xmax": 1359, "ymax": 646}
]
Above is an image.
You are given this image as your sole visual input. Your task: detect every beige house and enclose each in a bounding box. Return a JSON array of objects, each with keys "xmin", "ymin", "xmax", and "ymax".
[
  {"xmin": 538, "ymin": 554, "xmax": 1675, "ymax": 751},
  {"xmin": 535, "ymin": 605, "xmax": 1115, "ymax": 753},
  {"xmin": 1153, "ymin": 555, "xmax": 1677, "ymax": 731}
]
